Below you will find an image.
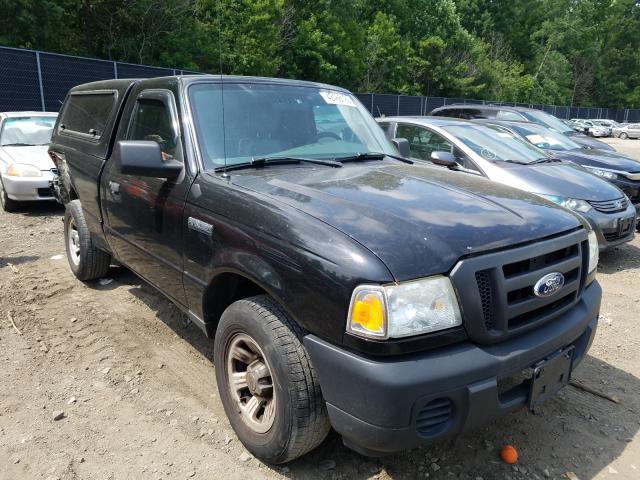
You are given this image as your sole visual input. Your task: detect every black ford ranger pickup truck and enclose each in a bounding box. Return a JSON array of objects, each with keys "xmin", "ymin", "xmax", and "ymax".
[{"xmin": 50, "ymin": 75, "xmax": 601, "ymax": 463}]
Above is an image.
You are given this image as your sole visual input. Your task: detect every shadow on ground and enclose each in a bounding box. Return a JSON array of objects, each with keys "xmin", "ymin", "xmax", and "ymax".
[
  {"xmin": 105, "ymin": 266, "xmax": 639, "ymax": 480},
  {"xmin": 598, "ymin": 241, "xmax": 640, "ymax": 274}
]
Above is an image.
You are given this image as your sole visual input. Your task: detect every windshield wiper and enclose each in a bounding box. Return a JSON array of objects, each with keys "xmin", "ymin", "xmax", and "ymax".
[
  {"xmin": 334, "ymin": 152, "xmax": 413, "ymax": 164},
  {"xmin": 529, "ymin": 157, "xmax": 563, "ymax": 164},
  {"xmin": 500, "ymin": 159, "xmax": 529, "ymax": 165},
  {"xmin": 213, "ymin": 156, "xmax": 342, "ymax": 173}
]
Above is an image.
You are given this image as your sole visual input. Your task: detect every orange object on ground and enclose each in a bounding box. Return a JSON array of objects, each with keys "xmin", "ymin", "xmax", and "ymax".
[{"xmin": 500, "ymin": 445, "xmax": 518, "ymax": 464}]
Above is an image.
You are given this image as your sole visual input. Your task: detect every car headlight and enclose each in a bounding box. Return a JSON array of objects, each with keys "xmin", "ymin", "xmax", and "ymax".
[
  {"xmin": 537, "ymin": 194, "xmax": 592, "ymax": 213},
  {"xmin": 6, "ymin": 163, "xmax": 42, "ymax": 177},
  {"xmin": 347, "ymin": 276, "xmax": 462, "ymax": 339},
  {"xmin": 584, "ymin": 167, "xmax": 617, "ymax": 180},
  {"xmin": 587, "ymin": 229, "xmax": 599, "ymax": 273}
]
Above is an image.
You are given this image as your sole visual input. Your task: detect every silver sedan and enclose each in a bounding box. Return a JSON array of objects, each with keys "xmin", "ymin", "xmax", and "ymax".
[{"xmin": 0, "ymin": 111, "xmax": 58, "ymax": 212}]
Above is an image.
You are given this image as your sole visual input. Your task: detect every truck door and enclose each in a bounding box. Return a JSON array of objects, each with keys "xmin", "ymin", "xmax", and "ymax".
[{"xmin": 102, "ymin": 89, "xmax": 190, "ymax": 307}]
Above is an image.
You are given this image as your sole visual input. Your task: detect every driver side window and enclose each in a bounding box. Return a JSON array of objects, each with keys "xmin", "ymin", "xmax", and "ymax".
[
  {"xmin": 396, "ymin": 124, "xmax": 452, "ymax": 161},
  {"xmin": 129, "ymin": 96, "xmax": 178, "ymax": 160}
]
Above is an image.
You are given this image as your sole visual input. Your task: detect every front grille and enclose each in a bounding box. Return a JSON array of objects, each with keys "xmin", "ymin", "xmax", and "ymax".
[
  {"xmin": 603, "ymin": 221, "xmax": 634, "ymax": 242},
  {"xmin": 475, "ymin": 270, "xmax": 495, "ymax": 330},
  {"xmin": 416, "ymin": 398, "xmax": 453, "ymax": 437},
  {"xmin": 451, "ymin": 229, "xmax": 588, "ymax": 344},
  {"xmin": 588, "ymin": 197, "xmax": 628, "ymax": 213}
]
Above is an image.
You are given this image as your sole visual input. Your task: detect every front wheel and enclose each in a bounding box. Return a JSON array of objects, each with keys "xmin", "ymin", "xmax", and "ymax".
[
  {"xmin": 0, "ymin": 176, "xmax": 19, "ymax": 212},
  {"xmin": 214, "ymin": 295, "xmax": 330, "ymax": 463},
  {"xmin": 620, "ymin": 132, "xmax": 629, "ymax": 140},
  {"xmin": 64, "ymin": 200, "xmax": 111, "ymax": 281}
]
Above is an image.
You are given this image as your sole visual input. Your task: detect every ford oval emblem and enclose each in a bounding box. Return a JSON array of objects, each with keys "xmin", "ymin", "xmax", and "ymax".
[{"xmin": 533, "ymin": 272, "xmax": 565, "ymax": 298}]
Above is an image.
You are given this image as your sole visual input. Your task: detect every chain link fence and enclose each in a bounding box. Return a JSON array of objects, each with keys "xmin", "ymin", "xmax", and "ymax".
[
  {"xmin": 1, "ymin": 45, "xmax": 639, "ymax": 123},
  {"xmin": 354, "ymin": 93, "xmax": 640, "ymax": 123},
  {"xmin": 0, "ymin": 46, "xmax": 200, "ymax": 112}
]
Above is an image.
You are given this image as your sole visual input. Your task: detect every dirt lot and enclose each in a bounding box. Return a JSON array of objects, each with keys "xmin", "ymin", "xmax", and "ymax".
[{"xmin": 1, "ymin": 138, "xmax": 640, "ymax": 480}]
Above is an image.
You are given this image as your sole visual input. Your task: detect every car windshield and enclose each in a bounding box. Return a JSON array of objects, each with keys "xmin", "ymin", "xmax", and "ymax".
[
  {"xmin": 442, "ymin": 124, "xmax": 547, "ymax": 163},
  {"xmin": 509, "ymin": 123, "xmax": 582, "ymax": 151},
  {"xmin": 0, "ymin": 116, "xmax": 57, "ymax": 146},
  {"xmin": 520, "ymin": 110, "xmax": 573, "ymax": 134},
  {"xmin": 188, "ymin": 82, "xmax": 396, "ymax": 169}
]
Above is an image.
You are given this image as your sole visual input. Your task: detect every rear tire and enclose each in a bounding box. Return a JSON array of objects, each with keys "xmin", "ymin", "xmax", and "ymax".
[
  {"xmin": 64, "ymin": 199, "xmax": 111, "ymax": 281},
  {"xmin": 214, "ymin": 295, "xmax": 330, "ymax": 464},
  {"xmin": 620, "ymin": 132, "xmax": 629, "ymax": 140},
  {"xmin": 0, "ymin": 176, "xmax": 19, "ymax": 212}
]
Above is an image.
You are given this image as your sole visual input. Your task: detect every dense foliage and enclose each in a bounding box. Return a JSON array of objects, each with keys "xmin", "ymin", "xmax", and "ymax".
[{"xmin": 1, "ymin": 0, "xmax": 639, "ymax": 107}]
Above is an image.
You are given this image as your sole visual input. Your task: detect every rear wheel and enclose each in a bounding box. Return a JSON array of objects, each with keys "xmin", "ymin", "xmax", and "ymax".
[
  {"xmin": 620, "ymin": 132, "xmax": 629, "ymax": 140},
  {"xmin": 64, "ymin": 200, "xmax": 111, "ymax": 280},
  {"xmin": 0, "ymin": 176, "xmax": 19, "ymax": 212},
  {"xmin": 214, "ymin": 295, "xmax": 330, "ymax": 463}
]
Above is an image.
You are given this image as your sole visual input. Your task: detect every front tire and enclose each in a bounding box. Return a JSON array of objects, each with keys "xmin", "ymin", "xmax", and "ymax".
[
  {"xmin": 64, "ymin": 200, "xmax": 111, "ymax": 281},
  {"xmin": 0, "ymin": 176, "xmax": 19, "ymax": 212},
  {"xmin": 214, "ymin": 295, "xmax": 330, "ymax": 463},
  {"xmin": 620, "ymin": 132, "xmax": 629, "ymax": 140}
]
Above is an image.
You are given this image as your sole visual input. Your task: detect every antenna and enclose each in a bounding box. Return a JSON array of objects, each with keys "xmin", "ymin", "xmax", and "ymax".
[{"xmin": 217, "ymin": 0, "xmax": 228, "ymax": 176}]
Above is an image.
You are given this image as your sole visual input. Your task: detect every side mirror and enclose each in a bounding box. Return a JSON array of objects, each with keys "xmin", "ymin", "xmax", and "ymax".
[
  {"xmin": 117, "ymin": 140, "xmax": 182, "ymax": 179},
  {"xmin": 392, "ymin": 138, "xmax": 411, "ymax": 158},
  {"xmin": 430, "ymin": 151, "xmax": 458, "ymax": 168}
]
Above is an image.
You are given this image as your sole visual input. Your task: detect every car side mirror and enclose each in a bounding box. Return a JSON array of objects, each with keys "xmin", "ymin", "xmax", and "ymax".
[
  {"xmin": 117, "ymin": 140, "xmax": 182, "ymax": 179},
  {"xmin": 392, "ymin": 138, "xmax": 411, "ymax": 158},
  {"xmin": 430, "ymin": 151, "xmax": 458, "ymax": 168}
]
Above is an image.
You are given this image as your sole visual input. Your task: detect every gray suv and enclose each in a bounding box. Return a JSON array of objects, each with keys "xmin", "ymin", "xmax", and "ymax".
[{"xmin": 430, "ymin": 104, "xmax": 615, "ymax": 151}]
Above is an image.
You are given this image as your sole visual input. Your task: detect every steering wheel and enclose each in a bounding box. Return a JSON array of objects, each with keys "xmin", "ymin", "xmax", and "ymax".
[{"xmin": 316, "ymin": 131, "xmax": 341, "ymax": 143}]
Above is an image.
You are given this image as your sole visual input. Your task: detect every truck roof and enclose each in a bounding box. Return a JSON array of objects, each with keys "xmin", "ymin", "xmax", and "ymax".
[{"xmin": 69, "ymin": 75, "xmax": 351, "ymax": 94}]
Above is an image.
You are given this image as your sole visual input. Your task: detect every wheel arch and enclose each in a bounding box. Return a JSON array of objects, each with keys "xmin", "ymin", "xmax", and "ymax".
[{"xmin": 200, "ymin": 268, "xmax": 294, "ymax": 338}]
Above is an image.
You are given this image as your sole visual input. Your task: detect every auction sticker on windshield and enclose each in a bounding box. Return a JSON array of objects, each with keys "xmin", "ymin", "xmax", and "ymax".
[{"xmin": 319, "ymin": 90, "xmax": 356, "ymax": 107}]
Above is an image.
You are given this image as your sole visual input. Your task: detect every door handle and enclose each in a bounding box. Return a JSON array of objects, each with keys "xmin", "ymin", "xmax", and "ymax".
[{"xmin": 109, "ymin": 181, "xmax": 120, "ymax": 195}]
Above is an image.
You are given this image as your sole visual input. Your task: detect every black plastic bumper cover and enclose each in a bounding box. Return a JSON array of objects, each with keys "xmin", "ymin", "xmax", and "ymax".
[{"xmin": 304, "ymin": 281, "xmax": 601, "ymax": 455}]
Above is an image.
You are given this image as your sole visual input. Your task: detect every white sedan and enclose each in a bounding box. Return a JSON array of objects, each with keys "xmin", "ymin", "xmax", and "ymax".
[{"xmin": 0, "ymin": 111, "xmax": 58, "ymax": 212}]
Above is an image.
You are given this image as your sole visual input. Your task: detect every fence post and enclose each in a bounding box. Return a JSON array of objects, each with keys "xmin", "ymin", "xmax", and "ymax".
[
  {"xmin": 35, "ymin": 51, "xmax": 45, "ymax": 112},
  {"xmin": 113, "ymin": 61, "xmax": 118, "ymax": 79},
  {"xmin": 397, "ymin": 96, "xmax": 400, "ymax": 115}
]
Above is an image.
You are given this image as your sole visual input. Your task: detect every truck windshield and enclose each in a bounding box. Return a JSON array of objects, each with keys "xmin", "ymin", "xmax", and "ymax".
[
  {"xmin": 442, "ymin": 124, "xmax": 548, "ymax": 163},
  {"xmin": 0, "ymin": 116, "xmax": 57, "ymax": 146},
  {"xmin": 189, "ymin": 82, "xmax": 397, "ymax": 170}
]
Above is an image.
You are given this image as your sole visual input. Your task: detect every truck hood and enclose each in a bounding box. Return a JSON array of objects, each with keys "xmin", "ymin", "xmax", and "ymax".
[
  {"xmin": 549, "ymin": 149, "xmax": 640, "ymax": 173},
  {"xmin": 489, "ymin": 162, "xmax": 624, "ymax": 201},
  {"xmin": 227, "ymin": 163, "xmax": 583, "ymax": 281},
  {"xmin": 0, "ymin": 145, "xmax": 55, "ymax": 171}
]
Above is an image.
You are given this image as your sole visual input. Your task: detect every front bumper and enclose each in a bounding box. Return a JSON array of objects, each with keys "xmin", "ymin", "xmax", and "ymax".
[
  {"xmin": 582, "ymin": 204, "xmax": 636, "ymax": 250},
  {"xmin": 304, "ymin": 281, "xmax": 601, "ymax": 456},
  {"xmin": 2, "ymin": 171, "xmax": 55, "ymax": 201}
]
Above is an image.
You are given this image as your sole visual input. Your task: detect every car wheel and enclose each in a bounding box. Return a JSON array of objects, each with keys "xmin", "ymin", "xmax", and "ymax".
[
  {"xmin": 214, "ymin": 295, "xmax": 330, "ymax": 464},
  {"xmin": 620, "ymin": 132, "xmax": 628, "ymax": 140},
  {"xmin": 64, "ymin": 199, "xmax": 111, "ymax": 281},
  {"xmin": 0, "ymin": 176, "xmax": 19, "ymax": 212}
]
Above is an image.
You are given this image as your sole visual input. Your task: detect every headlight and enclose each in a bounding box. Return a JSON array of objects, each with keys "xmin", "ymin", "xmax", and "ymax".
[
  {"xmin": 584, "ymin": 167, "xmax": 618, "ymax": 180},
  {"xmin": 6, "ymin": 163, "xmax": 42, "ymax": 177},
  {"xmin": 537, "ymin": 194, "xmax": 592, "ymax": 213},
  {"xmin": 587, "ymin": 230, "xmax": 599, "ymax": 273},
  {"xmin": 347, "ymin": 276, "xmax": 462, "ymax": 339}
]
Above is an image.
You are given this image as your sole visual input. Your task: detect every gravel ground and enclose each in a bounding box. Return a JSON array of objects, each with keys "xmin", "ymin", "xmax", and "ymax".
[{"xmin": 1, "ymin": 137, "xmax": 639, "ymax": 480}]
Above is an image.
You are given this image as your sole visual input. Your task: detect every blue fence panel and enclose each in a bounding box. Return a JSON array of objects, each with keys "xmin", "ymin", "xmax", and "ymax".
[
  {"xmin": 41, "ymin": 53, "xmax": 114, "ymax": 111},
  {"xmin": 0, "ymin": 48, "xmax": 41, "ymax": 111},
  {"xmin": 354, "ymin": 93, "xmax": 373, "ymax": 112},
  {"xmin": 116, "ymin": 63, "xmax": 174, "ymax": 79},
  {"xmin": 398, "ymin": 95, "xmax": 422, "ymax": 116},
  {"xmin": 372, "ymin": 94, "xmax": 400, "ymax": 116}
]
